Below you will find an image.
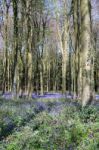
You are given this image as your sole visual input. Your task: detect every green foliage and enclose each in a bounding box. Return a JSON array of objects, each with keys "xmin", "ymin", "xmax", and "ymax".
[
  {"xmin": 79, "ymin": 106, "xmax": 99, "ymax": 123},
  {"xmin": 0, "ymin": 98, "xmax": 99, "ymax": 150},
  {"xmin": 0, "ymin": 98, "xmax": 35, "ymax": 138}
]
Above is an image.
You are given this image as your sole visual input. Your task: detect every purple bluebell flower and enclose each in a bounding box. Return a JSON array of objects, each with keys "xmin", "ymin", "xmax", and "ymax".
[
  {"xmin": 34, "ymin": 101, "xmax": 48, "ymax": 113},
  {"xmin": 2, "ymin": 92, "xmax": 13, "ymax": 100},
  {"xmin": 96, "ymin": 95, "xmax": 99, "ymax": 100}
]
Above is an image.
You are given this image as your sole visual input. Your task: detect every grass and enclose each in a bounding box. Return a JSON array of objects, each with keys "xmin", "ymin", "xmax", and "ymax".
[{"xmin": 0, "ymin": 97, "xmax": 99, "ymax": 150}]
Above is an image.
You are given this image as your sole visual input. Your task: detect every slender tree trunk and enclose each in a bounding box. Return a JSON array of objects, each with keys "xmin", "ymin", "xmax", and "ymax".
[
  {"xmin": 2, "ymin": 5, "xmax": 9, "ymax": 93},
  {"xmin": 40, "ymin": 66, "xmax": 43, "ymax": 95},
  {"xmin": 12, "ymin": 0, "xmax": 18, "ymax": 96},
  {"xmin": 27, "ymin": 52, "xmax": 32, "ymax": 97}
]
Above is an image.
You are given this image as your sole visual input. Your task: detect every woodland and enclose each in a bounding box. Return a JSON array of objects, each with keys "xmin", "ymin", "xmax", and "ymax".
[{"xmin": 0, "ymin": 0, "xmax": 99, "ymax": 149}]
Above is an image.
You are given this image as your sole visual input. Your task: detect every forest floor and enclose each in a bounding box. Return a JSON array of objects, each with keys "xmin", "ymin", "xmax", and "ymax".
[{"xmin": 0, "ymin": 93, "xmax": 99, "ymax": 150}]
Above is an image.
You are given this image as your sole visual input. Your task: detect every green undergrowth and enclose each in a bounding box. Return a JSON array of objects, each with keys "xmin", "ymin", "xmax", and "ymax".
[
  {"xmin": 0, "ymin": 98, "xmax": 35, "ymax": 139},
  {"xmin": 0, "ymin": 98, "xmax": 99, "ymax": 150}
]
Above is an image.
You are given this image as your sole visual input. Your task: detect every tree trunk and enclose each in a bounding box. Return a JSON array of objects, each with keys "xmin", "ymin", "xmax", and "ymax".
[
  {"xmin": 12, "ymin": 0, "xmax": 18, "ymax": 96},
  {"xmin": 80, "ymin": 0, "xmax": 94, "ymax": 106}
]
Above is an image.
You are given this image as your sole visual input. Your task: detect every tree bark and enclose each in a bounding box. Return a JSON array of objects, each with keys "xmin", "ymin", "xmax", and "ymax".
[{"xmin": 80, "ymin": 0, "xmax": 94, "ymax": 106}]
